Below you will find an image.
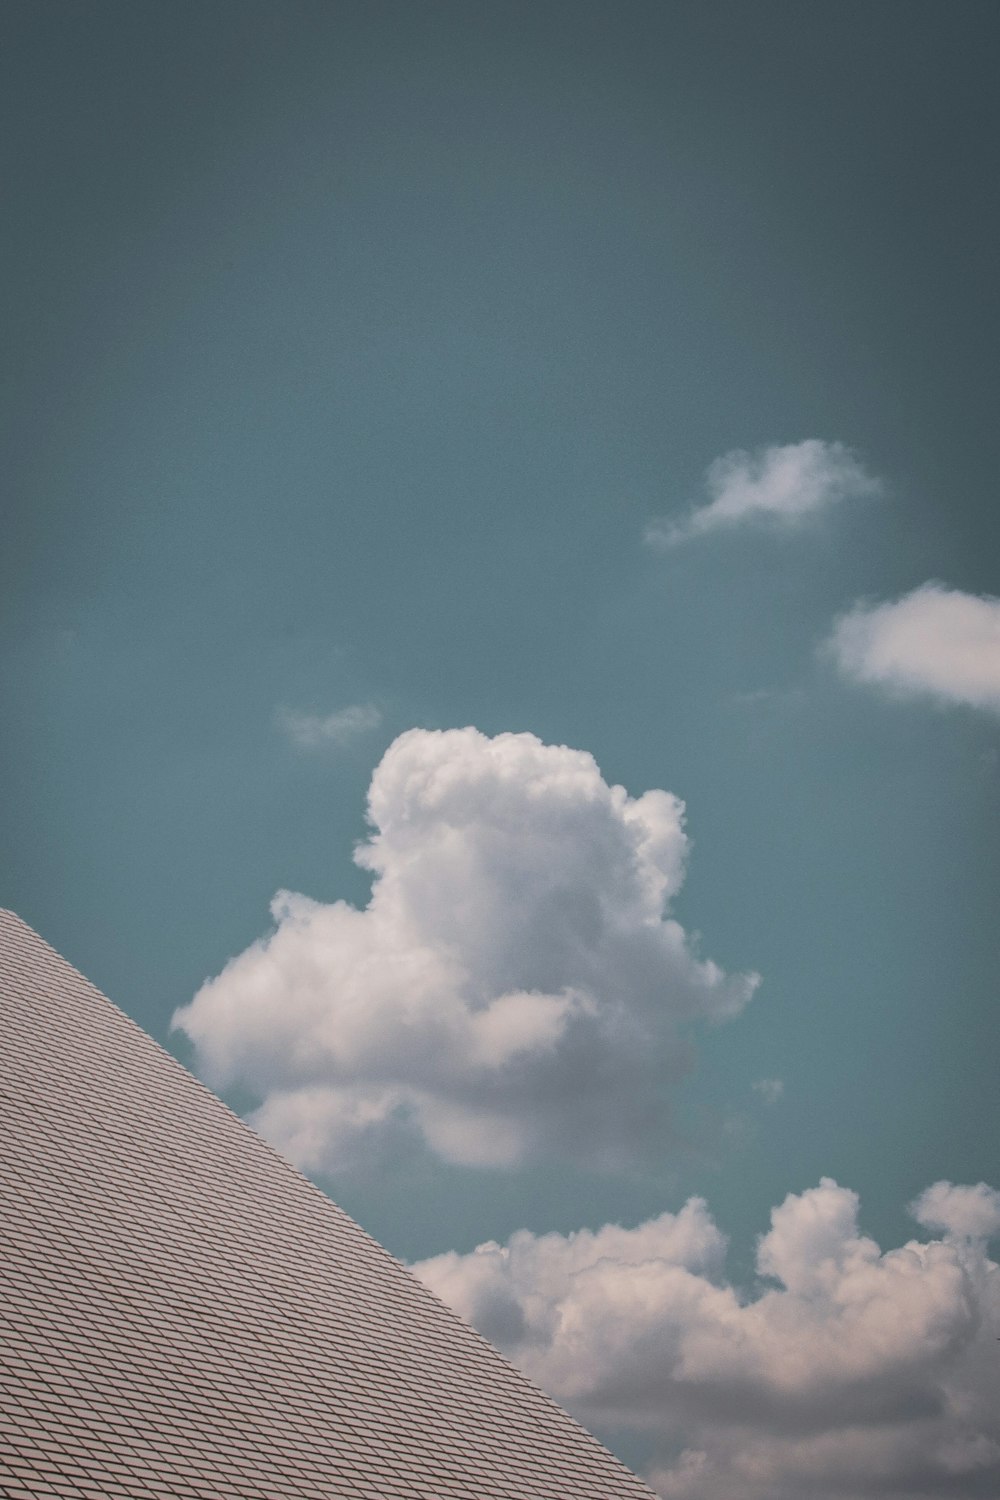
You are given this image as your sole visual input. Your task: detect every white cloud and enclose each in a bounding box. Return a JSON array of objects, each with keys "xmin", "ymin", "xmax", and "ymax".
[
  {"xmin": 645, "ymin": 440, "xmax": 881, "ymax": 547},
  {"xmin": 173, "ymin": 727, "xmax": 757, "ymax": 1172},
  {"xmin": 276, "ymin": 702, "xmax": 382, "ymax": 749},
  {"xmin": 751, "ymin": 1077, "xmax": 783, "ymax": 1106},
  {"xmin": 828, "ymin": 582, "xmax": 1000, "ymax": 714},
  {"xmin": 413, "ymin": 1178, "xmax": 1000, "ymax": 1500},
  {"xmin": 912, "ymin": 1181, "xmax": 1000, "ymax": 1241}
]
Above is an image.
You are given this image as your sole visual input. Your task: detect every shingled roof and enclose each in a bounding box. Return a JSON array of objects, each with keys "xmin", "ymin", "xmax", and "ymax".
[{"xmin": 0, "ymin": 909, "xmax": 654, "ymax": 1500}]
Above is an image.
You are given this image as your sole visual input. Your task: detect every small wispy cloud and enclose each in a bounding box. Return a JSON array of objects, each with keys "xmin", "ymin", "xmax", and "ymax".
[
  {"xmin": 752, "ymin": 1076, "xmax": 784, "ymax": 1105},
  {"xmin": 827, "ymin": 582, "xmax": 1000, "ymax": 714},
  {"xmin": 276, "ymin": 703, "xmax": 382, "ymax": 750},
  {"xmin": 645, "ymin": 440, "xmax": 881, "ymax": 548}
]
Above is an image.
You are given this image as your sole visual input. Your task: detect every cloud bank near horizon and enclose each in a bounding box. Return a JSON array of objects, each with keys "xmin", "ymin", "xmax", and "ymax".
[
  {"xmin": 414, "ymin": 1178, "xmax": 1000, "ymax": 1500},
  {"xmin": 828, "ymin": 582, "xmax": 1000, "ymax": 714},
  {"xmin": 173, "ymin": 727, "xmax": 757, "ymax": 1173},
  {"xmin": 646, "ymin": 440, "xmax": 881, "ymax": 548}
]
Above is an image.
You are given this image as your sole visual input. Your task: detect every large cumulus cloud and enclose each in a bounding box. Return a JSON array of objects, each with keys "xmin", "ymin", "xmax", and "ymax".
[
  {"xmin": 173, "ymin": 728, "xmax": 757, "ymax": 1172},
  {"xmin": 413, "ymin": 1179, "xmax": 1000, "ymax": 1500}
]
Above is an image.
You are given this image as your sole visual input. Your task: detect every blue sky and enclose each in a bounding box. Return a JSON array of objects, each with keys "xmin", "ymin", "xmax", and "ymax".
[{"xmin": 3, "ymin": 4, "xmax": 999, "ymax": 1494}]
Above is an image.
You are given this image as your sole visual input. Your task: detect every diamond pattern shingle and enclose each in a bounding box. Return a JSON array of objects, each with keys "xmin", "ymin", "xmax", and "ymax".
[{"xmin": 0, "ymin": 910, "xmax": 654, "ymax": 1499}]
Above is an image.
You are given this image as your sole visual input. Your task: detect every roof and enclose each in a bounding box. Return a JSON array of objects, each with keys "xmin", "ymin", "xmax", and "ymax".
[{"xmin": 0, "ymin": 909, "xmax": 654, "ymax": 1500}]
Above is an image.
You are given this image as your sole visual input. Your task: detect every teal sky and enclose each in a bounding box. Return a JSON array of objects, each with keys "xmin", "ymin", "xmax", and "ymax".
[{"xmin": 3, "ymin": 6, "xmax": 999, "ymax": 1481}]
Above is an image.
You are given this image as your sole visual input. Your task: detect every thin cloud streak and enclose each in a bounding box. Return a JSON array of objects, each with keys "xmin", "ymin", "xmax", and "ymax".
[{"xmin": 276, "ymin": 703, "xmax": 382, "ymax": 749}]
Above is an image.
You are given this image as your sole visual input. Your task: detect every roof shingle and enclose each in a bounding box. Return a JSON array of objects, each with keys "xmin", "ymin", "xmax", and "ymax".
[{"xmin": 0, "ymin": 910, "xmax": 653, "ymax": 1499}]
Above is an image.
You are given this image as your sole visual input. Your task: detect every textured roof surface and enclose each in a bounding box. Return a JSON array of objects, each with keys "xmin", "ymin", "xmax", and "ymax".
[{"xmin": 0, "ymin": 910, "xmax": 653, "ymax": 1500}]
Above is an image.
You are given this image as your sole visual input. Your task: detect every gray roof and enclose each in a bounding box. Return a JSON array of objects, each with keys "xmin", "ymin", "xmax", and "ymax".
[{"xmin": 0, "ymin": 910, "xmax": 653, "ymax": 1500}]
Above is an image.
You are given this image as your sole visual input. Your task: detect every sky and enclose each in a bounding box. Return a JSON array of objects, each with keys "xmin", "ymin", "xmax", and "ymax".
[{"xmin": 2, "ymin": 3, "xmax": 999, "ymax": 1495}]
